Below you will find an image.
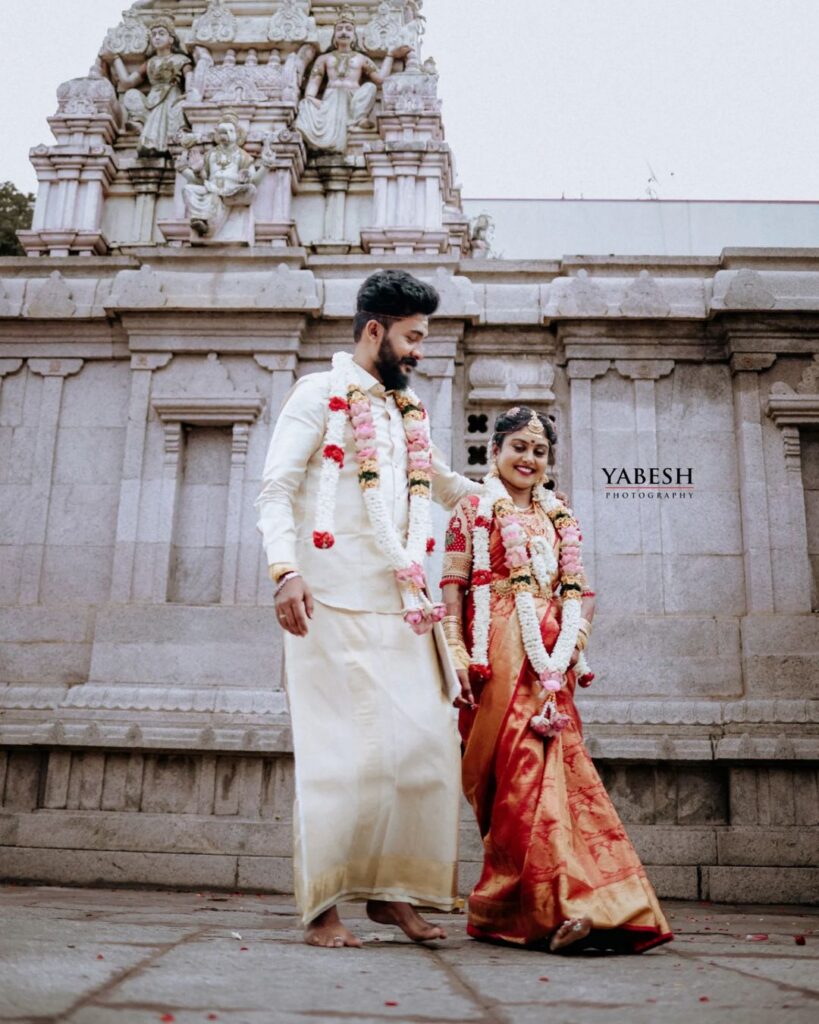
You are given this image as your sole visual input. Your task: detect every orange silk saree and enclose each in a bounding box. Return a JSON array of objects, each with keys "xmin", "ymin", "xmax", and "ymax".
[{"xmin": 443, "ymin": 496, "xmax": 672, "ymax": 952}]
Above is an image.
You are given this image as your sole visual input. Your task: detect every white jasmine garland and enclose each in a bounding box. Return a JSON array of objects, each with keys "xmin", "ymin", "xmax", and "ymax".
[
  {"xmin": 529, "ymin": 534, "xmax": 558, "ymax": 589},
  {"xmin": 314, "ymin": 352, "xmax": 438, "ymax": 625},
  {"xmin": 313, "ymin": 385, "xmax": 348, "ymax": 539},
  {"xmin": 468, "ymin": 489, "xmax": 495, "ymax": 671},
  {"xmin": 469, "ymin": 474, "xmax": 590, "ymax": 687}
]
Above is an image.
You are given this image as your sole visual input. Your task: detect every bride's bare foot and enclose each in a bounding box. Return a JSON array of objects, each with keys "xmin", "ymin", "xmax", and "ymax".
[
  {"xmin": 304, "ymin": 906, "xmax": 363, "ymax": 948},
  {"xmin": 549, "ymin": 915, "xmax": 593, "ymax": 952},
  {"xmin": 366, "ymin": 900, "xmax": 447, "ymax": 942}
]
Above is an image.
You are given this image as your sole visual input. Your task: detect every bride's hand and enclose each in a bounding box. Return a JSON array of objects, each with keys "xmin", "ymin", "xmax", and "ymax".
[{"xmin": 453, "ymin": 669, "xmax": 477, "ymax": 710}]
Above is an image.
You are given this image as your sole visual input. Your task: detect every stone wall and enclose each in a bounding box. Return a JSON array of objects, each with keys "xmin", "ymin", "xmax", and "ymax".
[{"xmin": 1, "ymin": 250, "xmax": 818, "ymax": 903}]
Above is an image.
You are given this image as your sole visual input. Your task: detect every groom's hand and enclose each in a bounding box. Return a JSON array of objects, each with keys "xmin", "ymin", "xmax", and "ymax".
[{"xmin": 276, "ymin": 577, "xmax": 314, "ymax": 637}]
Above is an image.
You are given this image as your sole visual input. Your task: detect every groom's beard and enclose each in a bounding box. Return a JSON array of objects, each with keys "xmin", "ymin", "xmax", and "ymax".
[{"xmin": 376, "ymin": 333, "xmax": 417, "ymax": 391}]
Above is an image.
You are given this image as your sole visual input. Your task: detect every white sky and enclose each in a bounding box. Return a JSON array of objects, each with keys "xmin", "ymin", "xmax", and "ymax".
[{"xmin": 2, "ymin": 0, "xmax": 818, "ymax": 200}]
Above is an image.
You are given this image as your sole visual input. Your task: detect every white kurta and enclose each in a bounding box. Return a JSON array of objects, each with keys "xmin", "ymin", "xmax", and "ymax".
[{"xmin": 256, "ymin": 358, "xmax": 475, "ymax": 923}]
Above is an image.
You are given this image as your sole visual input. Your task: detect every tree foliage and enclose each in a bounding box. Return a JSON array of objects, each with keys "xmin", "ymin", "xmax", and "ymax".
[{"xmin": 0, "ymin": 181, "xmax": 35, "ymax": 256}]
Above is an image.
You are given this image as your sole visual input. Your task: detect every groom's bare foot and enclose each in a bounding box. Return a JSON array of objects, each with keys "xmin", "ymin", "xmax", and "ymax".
[
  {"xmin": 366, "ymin": 900, "xmax": 447, "ymax": 942},
  {"xmin": 304, "ymin": 906, "xmax": 363, "ymax": 948},
  {"xmin": 549, "ymin": 915, "xmax": 593, "ymax": 952}
]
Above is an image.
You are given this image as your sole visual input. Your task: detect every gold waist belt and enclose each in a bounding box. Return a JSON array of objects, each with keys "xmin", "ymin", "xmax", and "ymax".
[{"xmin": 490, "ymin": 577, "xmax": 554, "ymax": 598}]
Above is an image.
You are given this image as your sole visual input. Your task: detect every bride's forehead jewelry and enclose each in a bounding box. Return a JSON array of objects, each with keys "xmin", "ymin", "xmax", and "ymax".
[{"xmin": 526, "ymin": 411, "xmax": 546, "ymax": 437}]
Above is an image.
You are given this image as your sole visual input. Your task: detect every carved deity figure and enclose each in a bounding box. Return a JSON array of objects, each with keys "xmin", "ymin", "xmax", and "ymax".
[
  {"xmin": 100, "ymin": 16, "xmax": 192, "ymax": 157},
  {"xmin": 180, "ymin": 115, "xmax": 270, "ymax": 238},
  {"xmin": 295, "ymin": 7, "xmax": 409, "ymax": 153}
]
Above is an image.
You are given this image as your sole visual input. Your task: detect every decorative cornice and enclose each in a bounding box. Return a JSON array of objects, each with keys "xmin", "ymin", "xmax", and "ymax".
[
  {"xmin": 613, "ymin": 359, "xmax": 675, "ymax": 381},
  {"xmin": 565, "ymin": 359, "xmax": 611, "ymax": 380},
  {"xmin": 152, "ymin": 396, "xmax": 265, "ymax": 426},
  {"xmin": 27, "ymin": 357, "xmax": 83, "ymax": 379},
  {"xmin": 766, "ymin": 387, "xmax": 819, "ymax": 427}
]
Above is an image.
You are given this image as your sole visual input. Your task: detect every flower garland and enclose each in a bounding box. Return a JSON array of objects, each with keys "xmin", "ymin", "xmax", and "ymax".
[
  {"xmin": 469, "ymin": 475, "xmax": 594, "ymax": 737},
  {"xmin": 313, "ymin": 352, "xmax": 443, "ymax": 634}
]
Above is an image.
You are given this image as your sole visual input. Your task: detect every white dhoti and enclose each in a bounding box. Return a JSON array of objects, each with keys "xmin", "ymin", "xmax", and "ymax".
[
  {"xmin": 295, "ymin": 82, "xmax": 377, "ymax": 153},
  {"xmin": 284, "ymin": 599, "xmax": 461, "ymax": 924}
]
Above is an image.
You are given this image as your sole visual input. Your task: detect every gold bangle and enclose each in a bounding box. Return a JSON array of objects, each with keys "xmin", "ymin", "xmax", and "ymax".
[
  {"xmin": 447, "ymin": 641, "xmax": 471, "ymax": 671},
  {"xmin": 441, "ymin": 615, "xmax": 465, "ymax": 643}
]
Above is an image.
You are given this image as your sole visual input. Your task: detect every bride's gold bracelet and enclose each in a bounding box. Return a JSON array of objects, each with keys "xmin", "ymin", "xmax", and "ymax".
[{"xmin": 442, "ymin": 615, "xmax": 470, "ymax": 670}]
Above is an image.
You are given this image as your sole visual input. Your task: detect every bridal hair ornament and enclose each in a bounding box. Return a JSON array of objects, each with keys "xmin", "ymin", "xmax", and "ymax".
[{"xmin": 525, "ymin": 411, "xmax": 546, "ymax": 436}]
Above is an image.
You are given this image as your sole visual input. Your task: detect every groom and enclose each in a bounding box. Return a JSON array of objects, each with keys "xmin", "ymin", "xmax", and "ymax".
[{"xmin": 256, "ymin": 270, "xmax": 477, "ymax": 948}]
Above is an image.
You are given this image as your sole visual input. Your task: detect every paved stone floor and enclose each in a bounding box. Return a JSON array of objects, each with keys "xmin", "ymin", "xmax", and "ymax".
[{"xmin": 0, "ymin": 887, "xmax": 817, "ymax": 1024}]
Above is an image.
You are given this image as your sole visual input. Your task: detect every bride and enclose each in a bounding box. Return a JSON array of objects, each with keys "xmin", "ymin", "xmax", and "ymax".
[{"xmin": 441, "ymin": 406, "xmax": 673, "ymax": 953}]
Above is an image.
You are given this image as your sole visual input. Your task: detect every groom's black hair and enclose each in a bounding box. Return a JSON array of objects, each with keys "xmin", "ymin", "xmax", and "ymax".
[{"xmin": 353, "ymin": 270, "xmax": 439, "ymax": 341}]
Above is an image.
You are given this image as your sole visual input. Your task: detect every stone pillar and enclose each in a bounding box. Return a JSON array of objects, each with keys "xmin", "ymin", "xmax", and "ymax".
[
  {"xmin": 313, "ymin": 157, "xmax": 354, "ymax": 253},
  {"xmin": 615, "ymin": 360, "xmax": 676, "ymax": 611},
  {"xmin": 152, "ymin": 421, "xmax": 184, "ymax": 603},
  {"xmin": 127, "ymin": 161, "xmax": 168, "ymax": 244},
  {"xmin": 255, "ymin": 128, "xmax": 305, "ymax": 248},
  {"xmin": 780, "ymin": 425, "xmax": 812, "ymax": 610},
  {"xmin": 765, "ymin": 386, "xmax": 816, "ymax": 613},
  {"xmin": 19, "ymin": 359, "xmax": 83, "ymax": 604},
  {"xmin": 249, "ymin": 354, "xmax": 298, "ymax": 604},
  {"xmin": 566, "ymin": 359, "xmax": 610, "ymax": 586},
  {"xmin": 221, "ymin": 422, "xmax": 251, "ymax": 605},
  {"xmin": 731, "ymin": 354, "xmax": 776, "ymax": 612},
  {"xmin": 361, "ymin": 144, "xmax": 449, "ymax": 255},
  {"xmin": 110, "ymin": 354, "xmax": 173, "ymax": 603},
  {"xmin": 413, "ymin": 328, "xmax": 461, "ymax": 591}
]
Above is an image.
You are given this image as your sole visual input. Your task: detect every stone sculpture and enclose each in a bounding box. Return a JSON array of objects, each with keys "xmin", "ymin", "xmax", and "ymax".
[
  {"xmin": 620, "ymin": 269, "xmax": 671, "ymax": 317},
  {"xmin": 295, "ymin": 6, "xmax": 409, "ymax": 153},
  {"xmin": 470, "ymin": 213, "xmax": 494, "ymax": 258},
  {"xmin": 180, "ymin": 114, "xmax": 272, "ymax": 239},
  {"xmin": 100, "ymin": 15, "xmax": 192, "ymax": 157},
  {"xmin": 361, "ymin": 0, "xmax": 423, "ymax": 56},
  {"xmin": 101, "ymin": 12, "xmax": 150, "ymax": 57},
  {"xmin": 55, "ymin": 63, "xmax": 120, "ymax": 119},
  {"xmin": 268, "ymin": 0, "xmax": 319, "ymax": 44},
  {"xmin": 187, "ymin": 46, "xmax": 215, "ymax": 102},
  {"xmin": 192, "ymin": 0, "xmax": 238, "ymax": 44}
]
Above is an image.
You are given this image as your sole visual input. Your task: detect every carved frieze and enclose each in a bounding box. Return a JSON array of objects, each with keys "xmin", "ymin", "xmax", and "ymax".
[
  {"xmin": 267, "ymin": 0, "xmax": 318, "ymax": 43},
  {"xmin": 469, "ymin": 356, "xmax": 555, "ymax": 403},
  {"xmin": 55, "ymin": 67, "xmax": 119, "ymax": 119},
  {"xmin": 192, "ymin": 0, "xmax": 238, "ymax": 44},
  {"xmin": 555, "ymin": 269, "xmax": 608, "ymax": 317},
  {"xmin": 361, "ymin": 1, "xmax": 423, "ymax": 56},
  {"xmin": 25, "ymin": 272, "xmax": 76, "ymax": 318},
  {"xmin": 723, "ymin": 269, "xmax": 776, "ymax": 310},
  {"xmin": 198, "ymin": 50, "xmax": 286, "ymax": 104},
  {"xmin": 152, "ymin": 353, "xmax": 264, "ymax": 426},
  {"xmin": 109, "ymin": 265, "xmax": 167, "ymax": 309},
  {"xmin": 254, "ymin": 264, "xmax": 321, "ymax": 311},
  {"xmin": 101, "ymin": 12, "xmax": 149, "ymax": 57},
  {"xmin": 381, "ymin": 70, "xmax": 440, "ymax": 114},
  {"xmin": 427, "ymin": 267, "xmax": 480, "ymax": 318},
  {"xmin": 619, "ymin": 270, "xmax": 670, "ymax": 317}
]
